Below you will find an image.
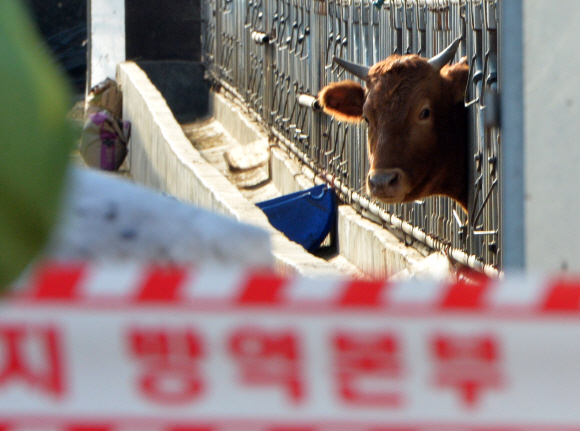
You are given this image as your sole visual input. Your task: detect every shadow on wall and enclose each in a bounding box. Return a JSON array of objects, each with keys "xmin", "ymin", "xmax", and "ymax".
[
  {"xmin": 27, "ymin": 0, "xmax": 87, "ymax": 93},
  {"xmin": 137, "ymin": 61, "xmax": 210, "ymax": 123}
]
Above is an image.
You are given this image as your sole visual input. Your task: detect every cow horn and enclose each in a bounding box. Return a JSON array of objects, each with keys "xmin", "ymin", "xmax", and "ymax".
[
  {"xmin": 428, "ymin": 37, "xmax": 462, "ymax": 71},
  {"xmin": 333, "ymin": 56, "xmax": 370, "ymax": 80}
]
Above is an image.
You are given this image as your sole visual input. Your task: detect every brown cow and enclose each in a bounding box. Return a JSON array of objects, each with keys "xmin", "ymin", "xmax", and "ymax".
[{"xmin": 318, "ymin": 39, "xmax": 469, "ymax": 209}]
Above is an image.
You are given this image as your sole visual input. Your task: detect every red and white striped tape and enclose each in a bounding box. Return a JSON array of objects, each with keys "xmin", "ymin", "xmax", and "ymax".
[
  {"xmin": 1, "ymin": 419, "xmax": 579, "ymax": 431},
  {"xmin": 3, "ymin": 262, "xmax": 580, "ymax": 430},
  {"xmin": 14, "ymin": 261, "xmax": 580, "ymax": 314},
  {"xmin": 3, "ymin": 419, "xmax": 579, "ymax": 431}
]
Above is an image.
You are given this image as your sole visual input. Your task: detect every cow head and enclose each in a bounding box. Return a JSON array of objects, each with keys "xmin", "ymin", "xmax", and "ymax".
[{"xmin": 318, "ymin": 39, "xmax": 469, "ymax": 209}]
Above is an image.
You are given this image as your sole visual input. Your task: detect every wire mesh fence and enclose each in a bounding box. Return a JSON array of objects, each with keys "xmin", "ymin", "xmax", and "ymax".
[{"xmin": 201, "ymin": 0, "xmax": 501, "ymax": 275}]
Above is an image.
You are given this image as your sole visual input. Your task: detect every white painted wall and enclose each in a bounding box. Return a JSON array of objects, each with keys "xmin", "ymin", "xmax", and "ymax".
[
  {"xmin": 522, "ymin": 1, "xmax": 580, "ymax": 271},
  {"xmin": 89, "ymin": 0, "xmax": 125, "ymax": 89}
]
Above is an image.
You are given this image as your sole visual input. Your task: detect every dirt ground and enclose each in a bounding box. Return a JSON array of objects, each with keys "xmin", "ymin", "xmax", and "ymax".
[{"xmin": 182, "ymin": 118, "xmax": 280, "ymax": 204}]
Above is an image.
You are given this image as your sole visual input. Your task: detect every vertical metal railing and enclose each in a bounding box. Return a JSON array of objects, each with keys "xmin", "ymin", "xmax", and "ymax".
[{"xmin": 202, "ymin": 0, "xmax": 501, "ymax": 275}]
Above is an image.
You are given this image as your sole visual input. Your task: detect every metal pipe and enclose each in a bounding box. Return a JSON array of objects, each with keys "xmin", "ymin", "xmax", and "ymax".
[
  {"xmin": 296, "ymin": 94, "xmax": 322, "ymax": 111},
  {"xmin": 252, "ymin": 31, "xmax": 270, "ymax": 45}
]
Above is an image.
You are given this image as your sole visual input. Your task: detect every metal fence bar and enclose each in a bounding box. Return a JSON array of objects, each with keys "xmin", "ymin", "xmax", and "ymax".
[{"xmin": 201, "ymin": 0, "xmax": 502, "ymax": 277}]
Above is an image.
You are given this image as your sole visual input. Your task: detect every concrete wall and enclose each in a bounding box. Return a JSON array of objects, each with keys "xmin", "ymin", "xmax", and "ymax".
[
  {"xmin": 337, "ymin": 206, "xmax": 427, "ymax": 279},
  {"xmin": 117, "ymin": 62, "xmax": 343, "ymax": 277},
  {"xmin": 523, "ymin": 1, "xmax": 580, "ymax": 271},
  {"xmin": 502, "ymin": 1, "xmax": 580, "ymax": 271},
  {"xmin": 88, "ymin": 0, "xmax": 125, "ymax": 89}
]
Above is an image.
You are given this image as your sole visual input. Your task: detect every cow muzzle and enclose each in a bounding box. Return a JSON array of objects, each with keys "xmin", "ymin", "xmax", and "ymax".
[{"xmin": 367, "ymin": 168, "xmax": 410, "ymax": 202}]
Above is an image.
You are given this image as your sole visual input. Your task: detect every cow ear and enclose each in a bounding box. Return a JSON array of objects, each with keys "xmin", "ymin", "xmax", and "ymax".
[
  {"xmin": 441, "ymin": 57, "xmax": 469, "ymax": 104},
  {"xmin": 318, "ymin": 81, "xmax": 365, "ymax": 122}
]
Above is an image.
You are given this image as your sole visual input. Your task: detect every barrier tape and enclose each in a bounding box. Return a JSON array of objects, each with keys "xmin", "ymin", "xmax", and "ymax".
[{"xmin": 2, "ymin": 262, "xmax": 580, "ymax": 430}]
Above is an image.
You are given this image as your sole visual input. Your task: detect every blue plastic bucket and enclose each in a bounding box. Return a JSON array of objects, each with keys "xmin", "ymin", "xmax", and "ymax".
[{"xmin": 256, "ymin": 185, "xmax": 336, "ymax": 252}]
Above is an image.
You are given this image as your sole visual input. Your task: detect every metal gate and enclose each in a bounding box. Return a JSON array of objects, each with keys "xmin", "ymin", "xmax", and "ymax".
[{"xmin": 201, "ymin": 0, "xmax": 500, "ymax": 276}]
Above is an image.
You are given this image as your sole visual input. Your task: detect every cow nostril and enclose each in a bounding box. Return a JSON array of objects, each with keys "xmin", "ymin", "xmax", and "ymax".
[
  {"xmin": 368, "ymin": 171, "xmax": 400, "ymax": 191},
  {"xmin": 387, "ymin": 172, "xmax": 399, "ymax": 187},
  {"xmin": 368, "ymin": 174, "xmax": 384, "ymax": 191}
]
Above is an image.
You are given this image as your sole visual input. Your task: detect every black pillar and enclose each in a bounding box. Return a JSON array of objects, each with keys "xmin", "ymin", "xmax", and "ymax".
[{"xmin": 125, "ymin": 0, "xmax": 201, "ymax": 61}]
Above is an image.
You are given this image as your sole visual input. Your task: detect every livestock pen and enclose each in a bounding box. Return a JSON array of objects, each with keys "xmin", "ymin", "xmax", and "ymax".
[{"xmin": 201, "ymin": 0, "xmax": 501, "ymax": 276}]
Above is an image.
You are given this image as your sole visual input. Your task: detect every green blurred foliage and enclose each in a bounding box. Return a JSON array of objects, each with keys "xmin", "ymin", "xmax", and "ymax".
[{"xmin": 0, "ymin": 0, "xmax": 75, "ymax": 289}]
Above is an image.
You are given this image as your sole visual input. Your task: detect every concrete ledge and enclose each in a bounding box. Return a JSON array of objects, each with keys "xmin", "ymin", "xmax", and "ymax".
[
  {"xmin": 337, "ymin": 206, "xmax": 426, "ymax": 279},
  {"xmin": 270, "ymin": 147, "xmax": 318, "ymax": 196},
  {"xmin": 117, "ymin": 61, "xmax": 342, "ymax": 277}
]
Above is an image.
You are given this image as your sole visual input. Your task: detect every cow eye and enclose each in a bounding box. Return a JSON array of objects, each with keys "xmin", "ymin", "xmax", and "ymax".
[
  {"xmin": 419, "ymin": 108, "xmax": 431, "ymax": 120},
  {"xmin": 362, "ymin": 116, "xmax": 369, "ymax": 124}
]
